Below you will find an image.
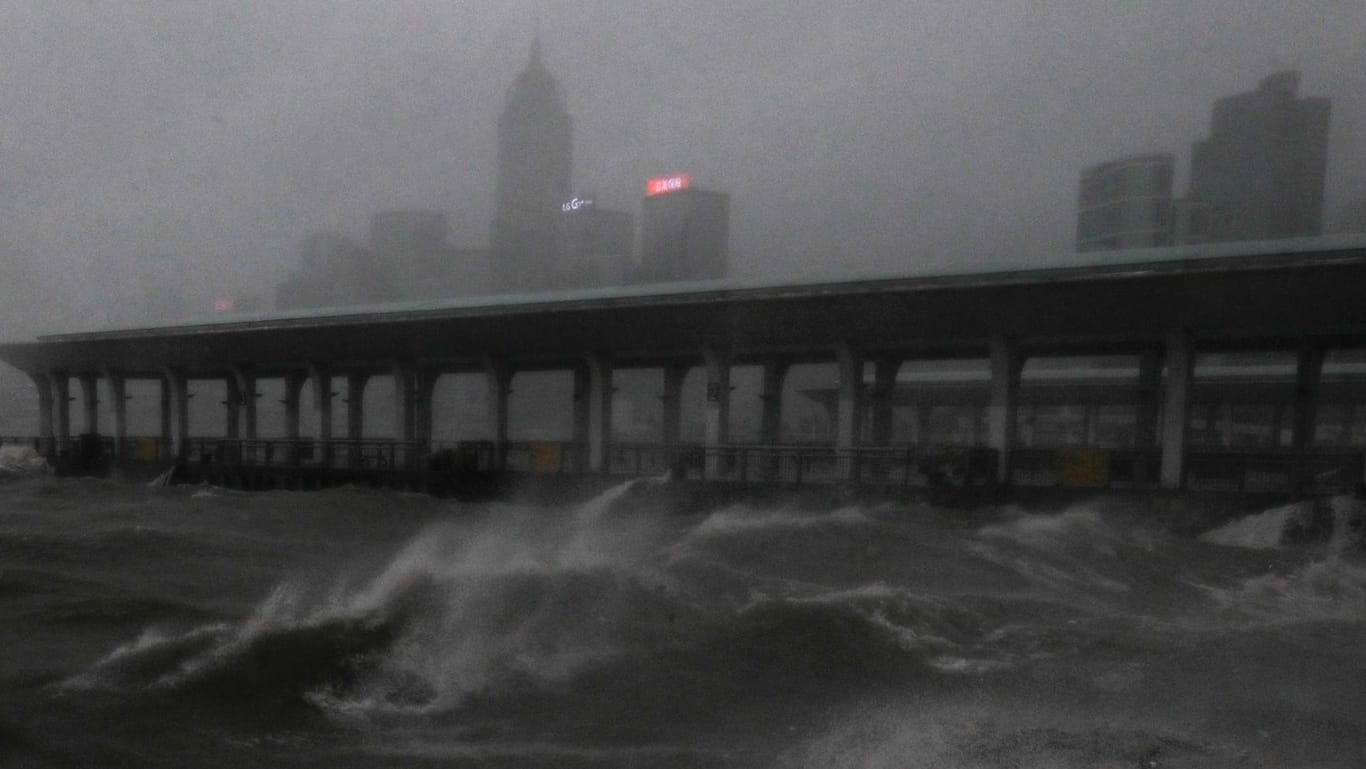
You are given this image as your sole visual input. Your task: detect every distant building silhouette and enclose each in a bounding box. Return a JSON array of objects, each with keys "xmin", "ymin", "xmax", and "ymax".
[
  {"xmin": 555, "ymin": 198, "xmax": 634, "ymax": 288},
  {"xmin": 1186, "ymin": 71, "xmax": 1331, "ymax": 242},
  {"xmin": 636, "ymin": 176, "xmax": 729, "ymax": 283},
  {"xmin": 491, "ymin": 38, "xmax": 573, "ymax": 294},
  {"xmin": 1076, "ymin": 154, "xmax": 1175, "ymax": 252},
  {"xmin": 276, "ymin": 233, "xmax": 388, "ymax": 309}
]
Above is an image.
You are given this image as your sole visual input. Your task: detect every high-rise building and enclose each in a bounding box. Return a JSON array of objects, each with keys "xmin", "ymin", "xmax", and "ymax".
[
  {"xmin": 636, "ymin": 175, "xmax": 729, "ymax": 283},
  {"xmin": 555, "ymin": 197, "xmax": 634, "ymax": 288},
  {"xmin": 1076, "ymin": 154, "xmax": 1175, "ymax": 252},
  {"xmin": 490, "ymin": 39, "xmax": 573, "ymax": 293},
  {"xmin": 1186, "ymin": 71, "xmax": 1331, "ymax": 243}
]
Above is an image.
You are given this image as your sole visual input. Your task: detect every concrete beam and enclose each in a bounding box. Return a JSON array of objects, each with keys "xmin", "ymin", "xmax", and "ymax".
[{"xmin": 1160, "ymin": 329, "xmax": 1194, "ymax": 489}]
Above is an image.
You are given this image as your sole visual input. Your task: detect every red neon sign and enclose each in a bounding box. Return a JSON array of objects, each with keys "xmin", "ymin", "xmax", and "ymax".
[{"xmin": 646, "ymin": 174, "xmax": 691, "ymax": 196}]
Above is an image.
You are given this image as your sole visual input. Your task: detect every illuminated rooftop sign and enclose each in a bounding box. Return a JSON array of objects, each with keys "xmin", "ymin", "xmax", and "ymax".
[
  {"xmin": 646, "ymin": 174, "xmax": 691, "ymax": 197},
  {"xmin": 560, "ymin": 197, "xmax": 594, "ymax": 213}
]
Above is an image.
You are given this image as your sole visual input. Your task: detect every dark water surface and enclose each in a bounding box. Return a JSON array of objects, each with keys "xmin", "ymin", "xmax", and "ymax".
[{"xmin": 1, "ymin": 476, "xmax": 1364, "ymax": 768}]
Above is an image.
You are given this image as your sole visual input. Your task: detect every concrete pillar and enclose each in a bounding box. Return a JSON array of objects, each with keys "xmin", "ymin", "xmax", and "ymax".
[
  {"xmin": 571, "ymin": 363, "xmax": 591, "ymax": 469},
  {"xmin": 1219, "ymin": 403, "xmax": 1234, "ymax": 447},
  {"xmin": 915, "ymin": 404, "xmax": 932, "ymax": 445},
  {"xmin": 390, "ymin": 363, "xmax": 414, "ymax": 442},
  {"xmin": 413, "ymin": 370, "xmax": 437, "ymax": 447},
  {"xmin": 345, "ymin": 372, "xmax": 369, "ymax": 468},
  {"xmin": 759, "ymin": 360, "xmax": 790, "ymax": 445},
  {"xmin": 1134, "ymin": 348, "xmax": 1163, "ymax": 448},
  {"xmin": 1293, "ymin": 343, "xmax": 1324, "ymax": 450},
  {"xmin": 1159, "ymin": 329, "xmax": 1194, "ymax": 489},
  {"xmin": 31, "ymin": 372, "xmax": 53, "ymax": 455},
  {"xmin": 870, "ymin": 357, "xmax": 900, "ymax": 447},
  {"xmin": 661, "ymin": 362, "xmax": 686, "ymax": 446},
  {"xmin": 78, "ymin": 374, "xmax": 99, "ymax": 435},
  {"xmin": 835, "ymin": 341, "xmax": 863, "ymax": 481},
  {"xmin": 346, "ymin": 373, "xmax": 368, "ymax": 440},
  {"xmin": 163, "ymin": 369, "xmax": 189, "ymax": 461},
  {"xmin": 485, "ymin": 358, "xmax": 514, "ymax": 469},
  {"xmin": 105, "ymin": 371, "xmax": 127, "ymax": 462},
  {"xmin": 50, "ymin": 372, "xmax": 71, "ymax": 448},
  {"xmin": 585, "ymin": 353, "xmax": 613, "ymax": 472},
  {"xmin": 224, "ymin": 375, "xmax": 241, "ymax": 440},
  {"xmin": 158, "ymin": 375, "xmax": 172, "ymax": 461},
  {"xmin": 231, "ymin": 366, "xmax": 258, "ymax": 441},
  {"xmin": 988, "ymin": 336, "xmax": 1023, "ymax": 483},
  {"xmin": 283, "ymin": 372, "xmax": 306, "ymax": 465},
  {"xmin": 702, "ymin": 347, "xmax": 731, "ymax": 478},
  {"xmin": 309, "ymin": 364, "xmax": 333, "ymax": 469},
  {"xmin": 1272, "ymin": 402, "xmax": 1287, "ymax": 447}
]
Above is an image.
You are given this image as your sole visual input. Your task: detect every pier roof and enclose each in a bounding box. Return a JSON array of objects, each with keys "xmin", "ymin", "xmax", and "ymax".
[{"xmin": 4, "ymin": 235, "xmax": 1366, "ymax": 377}]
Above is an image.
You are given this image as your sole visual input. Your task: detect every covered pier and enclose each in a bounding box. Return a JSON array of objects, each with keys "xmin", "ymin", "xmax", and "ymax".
[{"xmin": 3, "ymin": 235, "xmax": 1366, "ymax": 495}]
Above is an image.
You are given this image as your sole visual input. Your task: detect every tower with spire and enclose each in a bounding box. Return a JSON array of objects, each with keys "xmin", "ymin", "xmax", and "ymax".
[{"xmin": 491, "ymin": 37, "xmax": 573, "ymax": 293}]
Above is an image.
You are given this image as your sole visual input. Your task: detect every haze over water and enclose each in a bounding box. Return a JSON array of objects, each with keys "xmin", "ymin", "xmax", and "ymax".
[{"xmin": 2, "ymin": 476, "xmax": 1364, "ymax": 767}]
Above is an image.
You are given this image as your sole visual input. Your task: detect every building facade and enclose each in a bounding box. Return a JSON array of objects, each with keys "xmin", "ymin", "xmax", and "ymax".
[
  {"xmin": 1076, "ymin": 154, "xmax": 1175, "ymax": 252},
  {"xmin": 636, "ymin": 177, "xmax": 729, "ymax": 283},
  {"xmin": 1187, "ymin": 70, "xmax": 1331, "ymax": 243},
  {"xmin": 490, "ymin": 40, "xmax": 573, "ymax": 294},
  {"xmin": 555, "ymin": 198, "xmax": 634, "ymax": 288}
]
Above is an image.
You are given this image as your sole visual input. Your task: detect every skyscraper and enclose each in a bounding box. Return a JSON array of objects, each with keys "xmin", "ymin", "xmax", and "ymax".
[
  {"xmin": 491, "ymin": 39, "xmax": 573, "ymax": 293},
  {"xmin": 1076, "ymin": 154, "xmax": 1175, "ymax": 252},
  {"xmin": 1186, "ymin": 71, "xmax": 1331, "ymax": 243},
  {"xmin": 636, "ymin": 175, "xmax": 730, "ymax": 283}
]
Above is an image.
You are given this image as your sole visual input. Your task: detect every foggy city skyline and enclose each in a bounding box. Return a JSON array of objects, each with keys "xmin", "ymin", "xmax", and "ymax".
[{"xmin": 2, "ymin": 1, "xmax": 1366, "ymax": 335}]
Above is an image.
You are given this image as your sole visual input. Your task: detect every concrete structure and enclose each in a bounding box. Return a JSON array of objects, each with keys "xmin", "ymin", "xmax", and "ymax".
[
  {"xmin": 555, "ymin": 199, "xmax": 634, "ymax": 288},
  {"xmin": 1077, "ymin": 154, "xmax": 1175, "ymax": 252},
  {"xmin": 490, "ymin": 39, "xmax": 573, "ymax": 294},
  {"xmin": 1187, "ymin": 71, "xmax": 1331, "ymax": 243},
  {"xmin": 637, "ymin": 182, "xmax": 729, "ymax": 283},
  {"xmin": 4, "ymin": 235, "xmax": 1366, "ymax": 494}
]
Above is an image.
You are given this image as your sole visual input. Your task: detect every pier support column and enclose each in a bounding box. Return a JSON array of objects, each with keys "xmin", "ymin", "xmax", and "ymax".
[
  {"xmin": 988, "ymin": 336, "xmax": 1023, "ymax": 484},
  {"xmin": 163, "ymin": 369, "xmax": 189, "ymax": 461},
  {"xmin": 105, "ymin": 371, "xmax": 127, "ymax": 462},
  {"xmin": 572, "ymin": 364, "xmax": 591, "ymax": 470},
  {"xmin": 345, "ymin": 373, "xmax": 369, "ymax": 467},
  {"xmin": 870, "ymin": 357, "xmax": 900, "ymax": 447},
  {"xmin": 585, "ymin": 353, "xmax": 613, "ymax": 473},
  {"xmin": 485, "ymin": 359, "xmax": 514, "ymax": 470},
  {"xmin": 78, "ymin": 374, "xmax": 98, "ymax": 435},
  {"xmin": 390, "ymin": 364, "xmax": 415, "ymax": 443},
  {"xmin": 835, "ymin": 341, "xmax": 863, "ymax": 481},
  {"xmin": 413, "ymin": 370, "xmax": 437, "ymax": 449},
  {"xmin": 31, "ymin": 372, "xmax": 53, "ymax": 455},
  {"xmin": 1293, "ymin": 342, "xmax": 1324, "ymax": 450},
  {"xmin": 283, "ymin": 372, "xmax": 306, "ymax": 465},
  {"xmin": 759, "ymin": 360, "xmax": 790, "ymax": 481},
  {"xmin": 232, "ymin": 366, "xmax": 258, "ymax": 463},
  {"xmin": 661, "ymin": 362, "xmax": 686, "ymax": 448},
  {"xmin": 50, "ymin": 372, "xmax": 71, "ymax": 452},
  {"xmin": 1134, "ymin": 348, "xmax": 1163, "ymax": 454},
  {"xmin": 702, "ymin": 347, "xmax": 731, "ymax": 479},
  {"xmin": 1160, "ymin": 329, "xmax": 1194, "ymax": 489},
  {"xmin": 224, "ymin": 375, "xmax": 241, "ymax": 440},
  {"xmin": 158, "ymin": 375, "xmax": 172, "ymax": 461},
  {"xmin": 309, "ymin": 364, "xmax": 333, "ymax": 467}
]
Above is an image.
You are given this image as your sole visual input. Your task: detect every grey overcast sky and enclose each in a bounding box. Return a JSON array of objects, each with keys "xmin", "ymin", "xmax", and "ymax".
[{"xmin": 1, "ymin": 1, "xmax": 1364, "ymax": 333}]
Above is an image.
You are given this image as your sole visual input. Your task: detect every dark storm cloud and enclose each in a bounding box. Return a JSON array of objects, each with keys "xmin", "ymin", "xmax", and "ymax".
[{"xmin": 1, "ymin": 1, "xmax": 1363, "ymax": 332}]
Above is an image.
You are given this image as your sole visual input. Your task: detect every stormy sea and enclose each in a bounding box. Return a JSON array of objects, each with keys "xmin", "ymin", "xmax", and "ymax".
[{"xmin": 1, "ymin": 475, "xmax": 1364, "ymax": 768}]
